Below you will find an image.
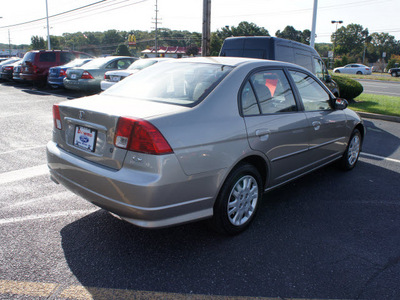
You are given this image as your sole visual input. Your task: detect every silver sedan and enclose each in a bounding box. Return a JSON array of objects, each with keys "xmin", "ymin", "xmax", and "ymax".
[{"xmin": 47, "ymin": 57, "xmax": 364, "ymax": 234}]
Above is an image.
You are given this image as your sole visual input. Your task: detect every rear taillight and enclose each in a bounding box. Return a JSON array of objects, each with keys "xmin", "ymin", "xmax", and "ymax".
[
  {"xmin": 114, "ymin": 117, "xmax": 173, "ymax": 155},
  {"xmin": 33, "ymin": 65, "xmax": 38, "ymax": 74},
  {"xmin": 59, "ymin": 69, "xmax": 66, "ymax": 77},
  {"xmin": 81, "ymin": 71, "xmax": 94, "ymax": 79},
  {"xmin": 53, "ymin": 104, "xmax": 62, "ymax": 130},
  {"xmin": 4, "ymin": 66, "xmax": 13, "ymax": 71}
]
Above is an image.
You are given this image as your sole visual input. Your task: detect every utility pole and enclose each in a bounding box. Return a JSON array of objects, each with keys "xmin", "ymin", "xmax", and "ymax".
[
  {"xmin": 310, "ymin": 0, "xmax": 317, "ymax": 48},
  {"xmin": 8, "ymin": 29, "xmax": 11, "ymax": 57},
  {"xmin": 202, "ymin": 0, "xmax": 211, "ymax": 56},
  {"xmin": 45, "ymin": 0, "xmax": 51, "ymax": 50},
  {"xmin": 152, "ymin": 0, "xmax": 161, "ymax": 57}
]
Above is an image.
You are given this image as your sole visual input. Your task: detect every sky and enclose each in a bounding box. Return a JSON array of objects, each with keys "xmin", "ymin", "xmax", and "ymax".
[{"xmin": 0, "ymin": 0, "xmax": 399, "ymax": 46}]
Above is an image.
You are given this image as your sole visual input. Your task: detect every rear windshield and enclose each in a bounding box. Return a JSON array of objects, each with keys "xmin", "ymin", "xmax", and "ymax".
[
  {"xmin": 81, "ymin": 57, "xmax": 114, "ymax": 69},
  {"xmin": 63, "ymin": 59, "xmax": 92, "ymax": 68},
  {"xmin": 103, "ymin": 62, "xmax": 233, "ymax": 106}
]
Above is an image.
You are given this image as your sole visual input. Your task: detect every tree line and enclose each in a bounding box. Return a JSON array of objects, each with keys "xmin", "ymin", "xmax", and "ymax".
[{"xmin": 12, "ymin": 21, "xmax": 400, "ymax": 68}]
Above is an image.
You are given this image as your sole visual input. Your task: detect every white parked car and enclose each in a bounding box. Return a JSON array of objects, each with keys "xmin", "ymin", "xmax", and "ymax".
[
  {"xmin": 333, "ymin": 64, "xmax": 372, "ymax": 75},
  {"xmin": 100, "ymin": 57, "xmax": 173, "ymax": 90}
]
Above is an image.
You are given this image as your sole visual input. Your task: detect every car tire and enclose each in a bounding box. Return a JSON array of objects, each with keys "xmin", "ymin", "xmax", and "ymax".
[
  {"xmin": 391, "ymin": 71, "xmax": 398, "ymax": 77},
  {"xmin": 339, "ymin": 129, "xmax": 362, "ymax": 171},
  {"xmin": 334, "ymin": 70, "xmax": 340, "ymax": 73},
  {"xmin": 356, "ymin": 71, "xmax": 362, "ymax": 75},
  {"xmin": 209, "ymin": 163, "xmax": 262, "ymax": 235}
]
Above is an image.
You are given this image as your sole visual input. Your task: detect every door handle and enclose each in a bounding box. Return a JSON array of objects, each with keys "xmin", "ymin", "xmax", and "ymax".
[
  {"xmin": 256, "ymin": 129, "xmax": 270, "ymax": 136},
  {"xmin": 312, "ymin": 121, "xmax": 321, "ymax": 131},
  {"xmin": 255, "ymin": 129, "xmax": 270, "ymax": 141}
]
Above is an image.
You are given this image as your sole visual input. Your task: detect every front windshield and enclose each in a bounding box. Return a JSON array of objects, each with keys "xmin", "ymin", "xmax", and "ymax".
[{"xmin": 103, "ymin": 62, "xmax": 233, "ymax": 106}]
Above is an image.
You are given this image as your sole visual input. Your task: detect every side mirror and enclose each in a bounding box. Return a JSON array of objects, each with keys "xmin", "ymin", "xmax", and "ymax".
[
  {"xmin": 334, "ymin": 98, "xmax": 348, "ymax": 110},
  {"xmin": 324, "ymin": 74, "xmax": 332, "ymax": 83}
]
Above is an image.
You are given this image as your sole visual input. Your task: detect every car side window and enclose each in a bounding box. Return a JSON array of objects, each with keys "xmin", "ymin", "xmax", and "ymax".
[
  {"xmin": 117, "ymin": 59, "xmax": 132, "ymax": 70},
  {"xmin": 241, "ymin": 81, "xmax": 260, "ymax": 115},
  {"xmin": 39, "ymin": 53, "xmax": 56, "ymax": 62},
  {"xmin": 60, "ymin": 52, "xmax": 76, "ymax": 64},
  {"xmin": 289, "ymin": 70, "xmax": 332, "ymax": 111},
  {"xmin": 241, "ymin": 69, "xmax": 297, "ymax": 115},
  {"xmin": 313, "ymin": 58, "xmax": 324, "ymax": 81}
]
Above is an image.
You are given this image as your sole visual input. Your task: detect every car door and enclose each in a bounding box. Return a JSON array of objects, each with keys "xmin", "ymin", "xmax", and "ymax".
[
  {"xmin": 241, "ymin": 68, "xmax": 310, "ymax": 187},
  {"xmin": 288, "ymin": 70, "xmax": 348, "ymax": 166}
]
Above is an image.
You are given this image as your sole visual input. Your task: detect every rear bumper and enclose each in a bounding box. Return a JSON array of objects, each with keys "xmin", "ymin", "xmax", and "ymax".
[
  {"xmin": 100, "ymin": 80, "xmax": 116, "ymax": 91},
  {"xmin": 64, "ymin": 78, "xmax": 100, "ymax": 91},
  {"xmin": 20, "ymin": 73, "xmax": 43, "ymax": 81},
  {"xmin": 0, "ymin": 71, "xmax": 13, "ymax": 80},
  {"xmin": 48, "ymin": 77, "xmax": 64, "ymax": 87},
  {"xmin": 46, "ymin": 141, "xmax": 216, "ymax": 228}
]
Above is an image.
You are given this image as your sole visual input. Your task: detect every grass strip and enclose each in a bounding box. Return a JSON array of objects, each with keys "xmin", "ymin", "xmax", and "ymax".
[{"xmin": 350, "ymin": 93, "xmax": 400, "ymax": 117}]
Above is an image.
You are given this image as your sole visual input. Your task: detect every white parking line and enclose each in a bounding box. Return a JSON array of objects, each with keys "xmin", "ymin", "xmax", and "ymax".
[
  {"xmin": 0, "ymin": 191, "xmax": 72, "ymax": 209},
  {"xmin": 0, "ymin": 209, "xmax": 98, "ymax": 225},
  {"xmin": 361, "ymin": 152, "xmax": 400, "ymax": 164},
  {"xmin": 0, "ymin": 164, "xmax": 49, "ymax": 185},
  {"xmin": 0, "ymin": 145, "xmax": 46, "ymax": 155}
]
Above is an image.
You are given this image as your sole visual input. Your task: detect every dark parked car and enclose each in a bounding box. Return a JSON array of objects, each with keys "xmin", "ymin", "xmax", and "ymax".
[
  {"xmin": 48, "ymin": 58, "xmax": 93, "ymax": 88},
  {"xmin": 20, "ymin": 50, "xmax": 93, "ymax": 87},
  {"xmin": 12, "ymin": 62, "xmax": 24, "ymax": 83},
  {"xmin": 0, "ymin": 59, "xmax": 21, "ymax": 81},
  {"xmin": 47, "ymin": 57, "xmax": 365, "ymax": 235},
  {"xmin": 388, "ymin": 66, "xmax": 400, "ymax": 77}
]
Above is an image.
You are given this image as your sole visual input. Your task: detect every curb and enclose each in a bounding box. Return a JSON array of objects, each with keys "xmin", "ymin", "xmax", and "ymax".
[{"xmin": 357, "ymin": 112, "xmax": 400, "ymax": 123}]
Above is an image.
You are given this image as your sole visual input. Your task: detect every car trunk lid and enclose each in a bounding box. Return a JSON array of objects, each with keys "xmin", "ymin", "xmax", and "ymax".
[{"xmin": 54, "ymin": 94, "xmax": 189, "ymax": 170}]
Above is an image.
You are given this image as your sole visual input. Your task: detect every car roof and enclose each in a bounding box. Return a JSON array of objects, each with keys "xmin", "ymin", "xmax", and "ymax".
[{"xmin": 165, "ymin": 56, "xmax": 305, "ymax": 69}]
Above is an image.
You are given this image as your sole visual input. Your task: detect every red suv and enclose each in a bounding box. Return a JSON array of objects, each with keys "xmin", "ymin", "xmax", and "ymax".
[{"xmin": 20, "ymin": 50, "xmax": 93, "ymax": 86}]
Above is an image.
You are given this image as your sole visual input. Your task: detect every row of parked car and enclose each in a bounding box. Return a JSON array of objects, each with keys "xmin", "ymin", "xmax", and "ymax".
[{"xmin": 0, "ymin": 50, "xmax": 172, "ymax": 92}]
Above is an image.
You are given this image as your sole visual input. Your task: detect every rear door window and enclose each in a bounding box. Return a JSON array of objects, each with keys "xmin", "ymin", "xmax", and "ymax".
[
  {"xmin": 39, "ymin": 52, "xmax": 56, "ymax": 62},
  {"xmin": 241, "ymin": 69, "xmax": 297, "ymax": 115}
]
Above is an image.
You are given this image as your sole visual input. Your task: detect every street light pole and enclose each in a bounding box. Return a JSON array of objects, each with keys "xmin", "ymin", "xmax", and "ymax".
[
  {"xmin": 331, "ymin": 20, "xmax": 343, "ymax": 58},
  {"xmin": 310, "ymin": 0, "xmax": 318, "ymax": 48},
  {"xmin": 45, "ymin": 0, "xmax": 51, "ymax": 50},
  {"xmin": 331, "ymin": 20, "xmax": 343, "ymax": 67}
]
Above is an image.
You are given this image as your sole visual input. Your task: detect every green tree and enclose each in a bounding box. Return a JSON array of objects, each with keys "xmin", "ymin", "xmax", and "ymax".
[
  {"xmin": 186, "ymin": 45, "xmax": 199, "ymax": 56},
  {"xmin": 30, "ymin": 36, "xmax": 46, "ymax": 50},
  {"xmin": 49, "ymin": 35, "xmax": 62, "ymax": 49},
  {"xmin": 114, "ymin": 44, "xmax": 131, "ymax": 56},
  {"xmin": 275, "ymin": 26, "xmax": 310, "ymax": 44},
  {"xmin": 332, "ymin": 23, "xmax": 369, "ymax": 61},
  {"xmin": 366, "ymin": 32, "xmax": 398, "ymax": 63}
]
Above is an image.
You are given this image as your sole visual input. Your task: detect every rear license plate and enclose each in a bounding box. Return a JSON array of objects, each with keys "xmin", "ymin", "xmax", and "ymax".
[
  {"xmin": 111, "ymin": 76, "xmax": 120, "ymax": 82},
  {"xmin": 74, "ymin": 125, "xmax": 97, "ymax": 152},
  {"xmin": 71, "ymin": 74, "xmax": 77, "ymax": 79}
]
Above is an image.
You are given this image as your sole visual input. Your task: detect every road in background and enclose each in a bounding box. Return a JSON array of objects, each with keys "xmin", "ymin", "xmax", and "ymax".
[{"xmin": 357, "ymin": 79, "xmax": 400, "ymax": 96}]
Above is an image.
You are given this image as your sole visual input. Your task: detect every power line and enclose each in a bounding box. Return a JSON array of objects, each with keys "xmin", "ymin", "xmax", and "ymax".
[
  {"xmin": 0, "ymin": 0, "xmax": 107, "ymax": 29},
  {"xmin": 0, "ymin": 0, "xmax": 149, "ymax": 30}
]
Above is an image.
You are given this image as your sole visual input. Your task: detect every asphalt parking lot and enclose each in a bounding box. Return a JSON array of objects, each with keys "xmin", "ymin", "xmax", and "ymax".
[{"xmin": 0, "ymin": 81, "xmax": 399, "ymax": 300}]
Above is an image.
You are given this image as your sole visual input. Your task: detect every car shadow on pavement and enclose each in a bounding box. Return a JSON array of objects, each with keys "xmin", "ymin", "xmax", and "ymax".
[
  {"xmin": 60, "ymin": 161, "xmax": 400, "ymax": 300},
  {"xmin": 362, "ymin": 119, "xmax": 400, "ymax": 159}
]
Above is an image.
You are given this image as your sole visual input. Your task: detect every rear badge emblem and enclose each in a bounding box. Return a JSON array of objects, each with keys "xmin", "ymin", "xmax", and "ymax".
[{"xmin": 79, "ymin": 111, "xmax": 85, "ymax": 120}]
